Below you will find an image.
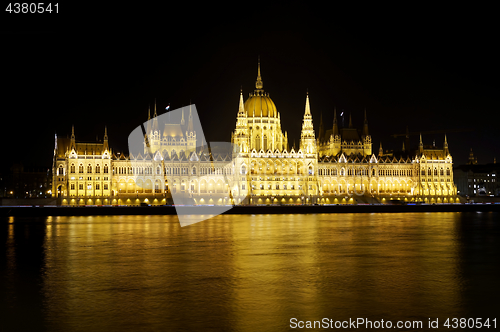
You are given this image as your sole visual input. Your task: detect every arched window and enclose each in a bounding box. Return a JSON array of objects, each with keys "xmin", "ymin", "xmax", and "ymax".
[
  {"xmin": 308, "ymin": 166, "xmax": 313, "ymax": 175},
  {"xmin": 79, "ymin": 164, "xmax": 84, "ymax": 173},
  {"xmin": 434, "ymin": 168, "xmax": 438, "ymax": 176},
  {"xmin": 340, "ymin": 168, "xmax": 345, "ymax": 176},
  {"xmin": 255, "ymin": 135, "xmax": 261, "ymax": 151},
  {"xmin": 156, "ymin": 166, "xmax": 161, "ymax": 175},
  {"xmin": 241, "ymin": 165, "xmax": 247, "ymax": 175},
  {"xmin": 95, "ymin": 165, "xmax": 100, "ymax": 173},
  {"xmin": 70, "ymin": 164, "xmax": 75, "ymax": 173},
  {"xmin": 440, "ymin": 168, "xmax": 444, "ymax": 176},
  {"xmin": 446, "ymin": 168, "xmax": 450, "ymax": 176},
  {"xmin": 372, "ymin": 168, "xmax": 376, "ymax": 176},
  {"xmin": 104, "ymin": 164, "xmax": 108, "ymax": 174},
  {"xmin": 192, "ymin": 166, "xmax": 196, "ymax": 175},
  {"xmin": 87, "ymin": 164, "xmax": 92, "ymax": 173},
  {"xmin": 58, "ymin": 165, "xmax": 64, "ymax": 176},
  {"xmin": 428, "ymin": 168, "xmax": 432, "ymax": 176}
]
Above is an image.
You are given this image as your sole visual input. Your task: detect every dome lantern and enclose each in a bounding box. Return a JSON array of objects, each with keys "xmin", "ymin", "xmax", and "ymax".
[{"xmin": 244, "ymin": 57, "xmax": 277, "ymax": 118}]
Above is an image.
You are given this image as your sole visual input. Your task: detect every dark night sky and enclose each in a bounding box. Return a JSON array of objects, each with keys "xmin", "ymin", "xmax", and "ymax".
[{"xmin": 1, "ymin": 3, "xmax": 498, "ymax": 174}]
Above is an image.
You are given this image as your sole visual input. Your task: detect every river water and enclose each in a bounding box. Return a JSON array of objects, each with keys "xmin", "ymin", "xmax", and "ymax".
[{"xmin": 1, "ymin": 212, "xmax": 499, "ymax": 331}]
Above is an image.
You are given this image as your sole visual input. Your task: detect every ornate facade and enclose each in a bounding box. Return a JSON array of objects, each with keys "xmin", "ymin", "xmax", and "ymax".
[{"xmin": 52, "ymin": 61, "xmax": 459, "ymax": 205}]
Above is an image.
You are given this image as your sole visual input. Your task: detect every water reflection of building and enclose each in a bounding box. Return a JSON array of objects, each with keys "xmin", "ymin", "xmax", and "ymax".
[{"xmin": 52, "ymin": 61, "xmax": 459, "ymax": 206}]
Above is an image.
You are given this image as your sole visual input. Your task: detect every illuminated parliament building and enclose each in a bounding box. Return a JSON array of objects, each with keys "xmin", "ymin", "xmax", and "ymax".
[{"xmin": 52, "ymin": 62, "xmax": 459, "ymax": 206}]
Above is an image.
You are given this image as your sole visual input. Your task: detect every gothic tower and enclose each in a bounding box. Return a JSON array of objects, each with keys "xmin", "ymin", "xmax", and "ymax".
[{"xmin": 300, "ymin": 92, "xmax": 317, "ymax": 155}]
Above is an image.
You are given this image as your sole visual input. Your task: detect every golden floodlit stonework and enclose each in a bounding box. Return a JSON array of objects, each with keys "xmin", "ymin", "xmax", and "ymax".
[{"xmin": 52, "ymin": 61, "xmax": 459, "ymax": 206}]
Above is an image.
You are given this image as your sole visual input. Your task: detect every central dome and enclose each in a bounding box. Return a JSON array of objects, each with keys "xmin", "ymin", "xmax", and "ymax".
[{"xmin": 244, "ymin": 92, "xmax": 277, "ymax": 118}]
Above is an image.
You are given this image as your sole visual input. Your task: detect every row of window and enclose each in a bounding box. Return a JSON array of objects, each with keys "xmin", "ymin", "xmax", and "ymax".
[
  {"xmin": 59, "ymin": 164, "xmax": 110, "ymax": 175},
  {"xmin": 70, "ymin": 183, "xmax": 109, "ymax": 191},
  {"xmin": 421, "ymin": 168, "xmax": 451, "ymax": 176},
  {"xmin": 110, "ymin": 166, "xmax": 235, "ymax": 176},
  {"xmin": 252, "ymin": 184, "xmax": 303, "ymax": 190},
  {"xmin": 318, "ymin": 168, "xmax": 414, "ymax": 177}
]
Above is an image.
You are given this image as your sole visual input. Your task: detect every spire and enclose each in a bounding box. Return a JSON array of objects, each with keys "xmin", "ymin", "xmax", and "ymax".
[
  {"xmin": 467, "ymin": 148, "xmax": 477, "ymax": 165},
  {"xmin": 103, "ymin": 126, "xmax": 108, "ymax": 150},
  {"xmin": 187, "ymin": 104, "xmax": 194, "ymax": 134},
  {"xmin": 300, "ymin": 91, "xmax": 316, "ymax": 154},
  {"xmin": 362, "ymin": 108, "xmax": 369, "ymax": 136},
  {"xmin": 379, "ymin": 142, "xmax": 383, "ymax": 156},
  {"xmin": 305, "ymin": 91, "xmax": 311, "ymax": 116},
  {"xmin": 419, "ymin": 133, "xmax": 423, "ymax": 154},
  {"xmin": 318, "ymin": 112, "xmax": 324, "ymax": 142},
  {"xmin": 147, "ymin": 105, "xmax": 152, "ymax": 135},
  {"xmin": 255, "ymin": 56, "xmax": 263, "ymax": 90},
  {"xmin": 152, "ymin": 99, "xmax": 158, "ymax": 133},
  {"xmin": 181, "ymin": 109, "xmax": 185, "ymax": 126},
  {"xmin": 402, "ymin": 141, "xmax": 405, "ymax": 152},
  {"xmin": 70, "ymin": 125, "xmax": 75, "ymax": 150},
  {"xmin": 404, "ymin": 126, "xmax": 410, "ymax": 153},
  {"xmin": 443, "ymin": 134, "xmax": 449, "ymax": 155},
  {"xmin": 238, "ymin": 87, "xmax": 245, "ymax": 116},
  {"xmin": 332, "ymin": 107, "xmax": 339, "ymax": 137},
  {"xmin": 348, "ymin": 112, "xmax": 353, "ymax": 128}
]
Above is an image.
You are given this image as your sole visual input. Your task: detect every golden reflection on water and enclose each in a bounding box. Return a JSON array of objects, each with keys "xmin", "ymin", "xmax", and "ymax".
[{"xmin": 31, "ymin": 213, "xmax": 472, "ymax": 331}]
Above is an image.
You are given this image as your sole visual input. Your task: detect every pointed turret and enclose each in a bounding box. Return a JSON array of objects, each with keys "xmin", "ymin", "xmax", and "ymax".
[
  {"xmin": 300, "ymin": 92, "xmax": 316, "ymax": 154},
  {"xmin": 348, "ymin": 112, "xmax": 353, "ymax": 128},
  {"xmin": 233, "ymin": 89, "xmax": 250, "ymax": 153},
  {"xmin": 181, "ymin": 109, "xmax": 185, "ymax": 126},
  {"xmin": 378, "ymin": 142, "xmax": 383, "ymax": 157}
]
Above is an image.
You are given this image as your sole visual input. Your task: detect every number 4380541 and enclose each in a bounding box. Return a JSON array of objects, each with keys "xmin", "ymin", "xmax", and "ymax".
[
  {"xmin": 444, "ymin": 318, "xmax": 496, "ymax": 329},
  {"xmin": 6, "ymin": 3, "xmax": 58, "ymax": 13}
]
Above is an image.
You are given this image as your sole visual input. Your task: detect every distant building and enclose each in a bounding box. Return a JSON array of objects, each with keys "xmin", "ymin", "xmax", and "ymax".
[
  {"xmin": 454, "ymin": 153, "xmax": 500, "ymax": 197},
  {"xmin": 52, "ymin": 60, "xmax": 459, "ymax": 205},
  {"xmin": 8, "ymin": 164, "xmax": 52, "ymax": 199}
]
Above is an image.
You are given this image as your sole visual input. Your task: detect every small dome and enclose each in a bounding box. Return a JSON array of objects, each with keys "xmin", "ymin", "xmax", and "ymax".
[{"xmin": 244, "ymin": 92, "xmax": 277, "ymax": 118}]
